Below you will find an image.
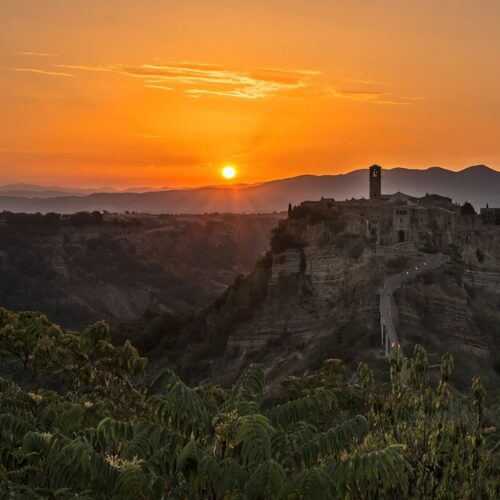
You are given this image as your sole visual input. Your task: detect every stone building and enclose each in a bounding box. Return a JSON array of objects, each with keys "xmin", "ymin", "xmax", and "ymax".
[
  {"xmin": 480, "ymin": 206, "xmax": 500, "ymax": 225},
  {"xmin": 369, "ymin": 164, "xmax": 382, "ymax": 199},
  {"xmin": 298, "ymin": 165, "xmax": 461, "ymax": 246}
]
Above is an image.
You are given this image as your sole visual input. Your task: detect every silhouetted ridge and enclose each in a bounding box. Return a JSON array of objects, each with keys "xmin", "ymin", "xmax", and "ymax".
[{"xmin": 0, "ymin": 165, "xmax": 498, "ymax": 213}]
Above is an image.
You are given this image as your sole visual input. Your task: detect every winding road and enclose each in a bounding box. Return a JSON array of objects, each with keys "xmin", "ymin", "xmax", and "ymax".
[{"xmin": 379, "ymin": 253, "xmax": 449, "ymax": 356}]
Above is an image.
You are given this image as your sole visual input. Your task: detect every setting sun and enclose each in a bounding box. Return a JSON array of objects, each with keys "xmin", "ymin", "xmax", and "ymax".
[{"xmin": 222, "ymin": 166, "xmax": 237, "ymax": 180}]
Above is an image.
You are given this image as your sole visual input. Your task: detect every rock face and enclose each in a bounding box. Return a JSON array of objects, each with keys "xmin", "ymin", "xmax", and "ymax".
[
  {"xmin": 201, "ymin": 216, "xmax": 500, "ymax": 390},
  {"xmin": 216, "ymin": 246, "xmax": 383, "ymax": 383},
  {"xmin": 394, "ymin": 265, "xmax": 500, "ymax": 389}
]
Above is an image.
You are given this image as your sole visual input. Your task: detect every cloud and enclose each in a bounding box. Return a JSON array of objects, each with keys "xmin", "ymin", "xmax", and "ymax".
[
  {"xmin": 57, "ymin": 61, "xmax": 319, "ymax": 99},
  {"xmin": 117, "ymin": 62, "xmax": 317, "ymax": 99},
  {"xmin": 144, "ymin": 84, "xmax": 174, "ymax": 91},
  {"xmin": 342, "ymin": 78, "xmax": 387, "ymax": 86},
  {"xmin": 55, "ymin": 64, "xmax": 112, "ymax": 72},
  {"xmin": 1, "ymin": 67, "xmax": 74, "ymax": 77},
  {"xmin": 326, "ymin": 86, "xmax": 420, "ymax": 105},
  {"xmin": 5, "ymin": 57, "xmax": 424, "ymax": 105},
  {"xmin": 185, "ymin": 88, "xmax": 261, "ymax": 99},
  {"xmin": 15, "ymin": 51, "xmax": 59, "ymax": 57}
]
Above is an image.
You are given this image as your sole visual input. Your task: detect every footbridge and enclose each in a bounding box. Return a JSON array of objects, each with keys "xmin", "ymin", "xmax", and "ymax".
[{"xmin": 379, "ymin": 253, "xmax": 449, "ymax": 356}]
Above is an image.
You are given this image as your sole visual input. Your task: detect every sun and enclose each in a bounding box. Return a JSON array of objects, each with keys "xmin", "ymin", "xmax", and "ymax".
[{"xmin": 221, "ymin": 165, "xmax": 236, "ymax": 180}]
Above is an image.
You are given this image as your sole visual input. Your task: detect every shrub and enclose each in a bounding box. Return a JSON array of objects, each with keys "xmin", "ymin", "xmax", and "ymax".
[
  {"xmin": 347, "ymin": 237, "xmax": 365, "ymax": 260},
  {"xmin": 0, "ymin": 309, "xmax": 497, "ymax": 499},
  {"xmin": 288, "ymin": 204, "xmax": 311, "ymax": 220},
  {"xmin": 461, "ymin": 201, "xmax": 476, "ymax": 215},
  {"xmin": 270, "ymin": 226, "xmax": 303, "ymax": 254}
]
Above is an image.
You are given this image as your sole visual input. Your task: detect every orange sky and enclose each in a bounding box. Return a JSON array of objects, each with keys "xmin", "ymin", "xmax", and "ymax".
[{"xmin": 1, "ymin": 0, "xmax": 499, "ymax": 188}]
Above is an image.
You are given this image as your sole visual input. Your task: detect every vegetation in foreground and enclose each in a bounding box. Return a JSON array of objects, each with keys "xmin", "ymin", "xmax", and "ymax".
[{"xmin": 0, "ymin": 308, "xmax": 498, "ymax": 498}]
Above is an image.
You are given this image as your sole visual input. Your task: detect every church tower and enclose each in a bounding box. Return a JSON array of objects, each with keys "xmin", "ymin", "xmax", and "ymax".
[{"xmin": 369, "ymin": 165, "xmax": 382, "ymax": 200}]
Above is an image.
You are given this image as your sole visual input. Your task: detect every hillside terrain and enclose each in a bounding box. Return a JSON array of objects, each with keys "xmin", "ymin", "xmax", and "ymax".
[
  {"xmin": 0, "ymin": 211, "xmax": 281, "ymax": 329},
  {"xmin": 1, "ymin": 165, "xmax": 499, "ymax": 213},
  {"xmin": 0, "ymin": 196, "xmax": 499, "ymax": 498},
  {"xmin": 132, "ymin": 204, "xmax": 500, "ymax": 393}
]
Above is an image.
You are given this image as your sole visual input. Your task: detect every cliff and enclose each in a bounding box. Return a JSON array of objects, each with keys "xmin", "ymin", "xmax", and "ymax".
[{"xmin": 170, "ymin": 212, "xmax": 500, "ymax": 391}]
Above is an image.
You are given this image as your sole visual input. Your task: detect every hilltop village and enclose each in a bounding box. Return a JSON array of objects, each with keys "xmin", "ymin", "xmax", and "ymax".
[
  {"xmin": 296, "ymin": 165, "xmax": 499, "ymax": 249},
  {"xmin": 200, "ymin": 165, "xmax": 500, "ymax": 388}
]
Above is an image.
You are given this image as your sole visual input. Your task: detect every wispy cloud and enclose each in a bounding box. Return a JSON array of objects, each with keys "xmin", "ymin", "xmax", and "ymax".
[
  {"xmin": 15, "ymin": 51, "xmax": 59, "ymax": 57},
  {"xmin": 185, "ymin": 88, "xmax": 259, "ymax": 99},
  {"xmin": 342, "ymin": 78, "xmax": 387, "ymax": 86},
  {"xmin": 1, "ymin": 67, "xmax": 74, "ymax": 77},
  {"xmin": 117, "ymin": 62, "xmax": 319, "ymax": 99},
  {"xmin": 5, "ymin": 57, "xmax": 425, "ymax": 105},
  {"xmin": 326, "ymin": 86, "xmax": 421, "ymax": 105},
  {"xmin": 55, "ymin": 64, "xmax": 112, "ymax": 72},
  {"xmin": 144, "ymin": 84, "xmax": 174, "ymax": 91},
  {"xmin": 53, "ymin": 61, "xmax": 319, "ymax": 99}
]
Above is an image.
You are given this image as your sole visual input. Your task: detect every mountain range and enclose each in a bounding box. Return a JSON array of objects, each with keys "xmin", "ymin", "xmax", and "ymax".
[
  {"xmin": 0, "ymin": 183, "xmax": 173, "ymax": 198},
  {"xmin": 0, "ymin": 165, "xmax": 498, "ymax": 214}
]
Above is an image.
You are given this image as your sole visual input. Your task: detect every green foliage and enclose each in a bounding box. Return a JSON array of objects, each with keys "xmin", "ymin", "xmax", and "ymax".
[
  {"xmin": 270, "ymin": 225, "xmax": 304, "ymax": 254},
  {"xmin": 357, "ymin": 345, "xmax": 499, "ymax": 498},
  {"xmin": 0, "ymin": 309, "xmax": 498, "ymax": 498},
  {"xmin": 0, "ymin": 308, "xmax": 146, "ymax": 416}
]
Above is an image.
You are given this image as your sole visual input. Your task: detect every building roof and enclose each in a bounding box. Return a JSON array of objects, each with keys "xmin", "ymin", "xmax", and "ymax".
[
  {"xmin": 419, "ymin": 193, "xmax": 453, "ymax": 204},
  {"xmin": 381, "ymin": 192, "xmax": 419, "ymax": 204}
]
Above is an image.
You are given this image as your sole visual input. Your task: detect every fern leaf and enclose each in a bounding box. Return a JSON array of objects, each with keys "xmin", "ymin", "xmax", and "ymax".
[
  {"xmin": 148, "ymin": 369, "xmax": 210, "ymax": 438},
  {"xmin": 0, "ymin": 413, "xmax": 34, "ymax": 441},
  {"xmin": 224, "ymin": 364, "xmax": 265, "ymax": 411},
  {"xmin": 265, "ymin": 389, "xmax": 337, "ymax": 427},
  {"xmin": 96, "ymin": 417, "xmax": 134, "ymax": 451},
  {"xmin": 330, "ymin": 445, "xmax": 411, "ymax": 497},
  {"xmin": 285, "ymin": 466, "xmax": 333, "ymax": 500},
  {"xmin": 299, "ymin": 415, "xmax": 369, "ymax": 467},
  {"xmin": 114, "ymin": 465, "xmax": 148, "ymax": 499},
  {"xmin": 246, "ymin": 458, "xmax": 285, "ymax": 500},
  {"xmin": 235, "ymin": 414, "xmax": 274, "ymax": 465},
  {"xmin": 271, "ymin": 421, "xmax": 317, "ymax": 469}
]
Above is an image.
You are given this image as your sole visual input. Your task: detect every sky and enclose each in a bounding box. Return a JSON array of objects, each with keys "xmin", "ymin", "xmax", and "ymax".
[{"xmin": 1, "ymin": 0, "xmax": 499, "ymax": 188}]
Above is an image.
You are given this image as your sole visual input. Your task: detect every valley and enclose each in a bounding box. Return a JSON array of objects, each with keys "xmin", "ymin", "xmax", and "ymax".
[{"xmin": 0, "ymin": 211, "xmax": 282, "ymax": 329}]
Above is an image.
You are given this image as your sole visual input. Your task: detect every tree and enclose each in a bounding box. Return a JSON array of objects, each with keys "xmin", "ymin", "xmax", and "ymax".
[
  {"xmin": 0, "ymin": 308, "xmax": 497, "ymax": 498},
  {"xmin": 461, "ymin": 201, "xmax": 476, "ymax": 215},
  {"xmin": 357, "ymin": 345, "xmax": 498, "ymax": 499}
]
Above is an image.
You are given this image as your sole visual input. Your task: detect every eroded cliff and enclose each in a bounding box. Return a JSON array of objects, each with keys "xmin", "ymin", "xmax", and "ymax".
[{"xmin": 185, "ymin": 214, "xmax": 500, "ymax": 390}]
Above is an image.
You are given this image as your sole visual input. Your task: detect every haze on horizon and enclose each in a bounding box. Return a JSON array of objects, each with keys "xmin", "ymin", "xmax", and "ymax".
[{"xmin": 1, "ymin": 0, "xmax": 499, "ymax": 189}]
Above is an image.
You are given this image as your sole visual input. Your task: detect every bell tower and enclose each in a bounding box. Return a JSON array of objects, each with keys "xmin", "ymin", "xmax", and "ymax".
[{"xmin": 369, "ymin": 165, "xmax": 382, "ymax": 200}]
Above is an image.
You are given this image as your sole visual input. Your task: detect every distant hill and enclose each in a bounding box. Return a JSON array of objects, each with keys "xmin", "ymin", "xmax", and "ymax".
[
  {"xmin": 0, "ymin": 183, "xmax": 172, "ymax": 198},
  {"xmin": 0, "ymin": 165, "xmax": 498, "ymax": 213}
]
